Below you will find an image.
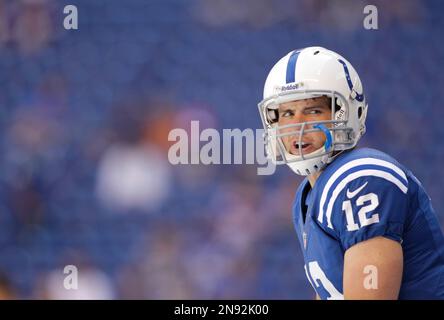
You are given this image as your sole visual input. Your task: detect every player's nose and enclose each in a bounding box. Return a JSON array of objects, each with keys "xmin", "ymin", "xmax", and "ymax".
[
  {"xmin": 280, "ymin": 113, "xmax": 306, "ymax": 134},
  {"xmin": 294, "ymin": 111, "xmax": 306, "ymax": 123},
  {"xmin": 292, "ymin": 111, "xmax": 307, "ymax": 124}
]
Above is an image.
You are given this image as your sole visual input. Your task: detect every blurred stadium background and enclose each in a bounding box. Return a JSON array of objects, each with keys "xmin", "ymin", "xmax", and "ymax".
[{"xmin": 0, "ymin": 0, "xmax": 443, "ymax": 299}]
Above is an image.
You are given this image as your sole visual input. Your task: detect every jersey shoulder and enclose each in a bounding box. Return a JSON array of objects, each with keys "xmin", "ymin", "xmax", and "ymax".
[
  {"xmin": 317, "ymin": 147, "xmax": 410, "ymax": 191},
  {"xmin": 325, "ymin": 147, "xmax": 409, "ymax": 174},
  {"xmin": 313, "ymin": 148, "xmax": 411, "ymax": 250}
]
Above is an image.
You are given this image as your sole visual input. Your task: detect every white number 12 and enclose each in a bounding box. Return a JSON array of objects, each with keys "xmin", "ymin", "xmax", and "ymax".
[
  {"xmin": 305, "ymin": 261, "xmax": 343, "ymax": 300},
  {"xmin": 342, "ymin": 193, "xmax": 380, "ymax": 231}
]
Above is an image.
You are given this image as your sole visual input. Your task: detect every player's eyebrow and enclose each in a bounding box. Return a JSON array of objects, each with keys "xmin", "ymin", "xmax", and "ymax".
[
  {"xmin": 304, "ymin": 104, "xmax": 329, "ymax": 111},
  {"xmin": 278, "ymin": 106, "xmax": 296, "ymax": 114}
]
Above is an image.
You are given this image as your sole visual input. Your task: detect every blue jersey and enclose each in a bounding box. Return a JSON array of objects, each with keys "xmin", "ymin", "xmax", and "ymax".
[{"xmin": 292, "ymin": 148, "xmax": 444, "ymax": 299}]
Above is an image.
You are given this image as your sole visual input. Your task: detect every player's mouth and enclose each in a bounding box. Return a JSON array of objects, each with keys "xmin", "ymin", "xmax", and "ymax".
[{"xmin": 289, "ymin": 140, "xmax": 315, "ymax": 155}]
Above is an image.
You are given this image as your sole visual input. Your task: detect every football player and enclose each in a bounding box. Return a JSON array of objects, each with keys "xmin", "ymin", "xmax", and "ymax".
[{"xmin": 258, "ymin": 46, "xmax": 444, "ymax": 299}]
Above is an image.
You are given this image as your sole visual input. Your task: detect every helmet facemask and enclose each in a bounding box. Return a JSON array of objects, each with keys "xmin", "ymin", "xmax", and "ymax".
[{"xmin": 258, "ymin": 90, "xmax": 356, "ymax": 175}]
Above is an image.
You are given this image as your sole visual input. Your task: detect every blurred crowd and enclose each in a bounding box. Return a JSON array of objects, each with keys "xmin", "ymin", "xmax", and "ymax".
[{"xmin": 0, "ymin": 0, "xmax": 442, "ymax": 299}]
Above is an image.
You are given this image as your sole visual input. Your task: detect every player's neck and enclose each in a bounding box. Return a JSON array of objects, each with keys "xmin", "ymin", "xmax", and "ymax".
[{"xmin": 308, "ymin": 171, "xmax": 323, "ymax": 188}]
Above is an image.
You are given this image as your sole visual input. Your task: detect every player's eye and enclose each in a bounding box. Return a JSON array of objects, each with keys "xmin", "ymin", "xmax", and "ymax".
[
  {"xmin": 281, "ymin": 110, "xmax": 294, "ymax": 117},
  {"xmin": 305, "ymin": 108, "xmax": 323, "ymax": 115}
]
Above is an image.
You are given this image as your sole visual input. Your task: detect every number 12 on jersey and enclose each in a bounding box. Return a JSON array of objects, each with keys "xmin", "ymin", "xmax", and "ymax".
[{"xmin": 342, "ymin": 192, "xmax": 380, "ymax": 231}]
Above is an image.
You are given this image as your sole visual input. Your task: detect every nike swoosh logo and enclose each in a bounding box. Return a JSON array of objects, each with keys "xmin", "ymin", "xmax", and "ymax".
[{"xmin": 346, "ymin": 181, "xmax": 368, "ymax": 199}]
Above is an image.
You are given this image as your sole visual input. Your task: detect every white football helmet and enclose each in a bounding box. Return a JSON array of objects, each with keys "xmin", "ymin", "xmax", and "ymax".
[{"xmin": 258, "ymin": 46, "xmax": 368, "ymax": 176}]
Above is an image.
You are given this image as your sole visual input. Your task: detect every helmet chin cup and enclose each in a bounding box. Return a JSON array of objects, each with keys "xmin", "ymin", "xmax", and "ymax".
[{"xmin": 287, "ymin": 147, "xmax": 331, "ymax": 176}]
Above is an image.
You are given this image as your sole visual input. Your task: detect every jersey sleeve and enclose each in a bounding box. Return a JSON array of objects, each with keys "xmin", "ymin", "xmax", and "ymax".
[{"xmin": 327, "ymin": 173, "xmax": 409, "ymax": 251}]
